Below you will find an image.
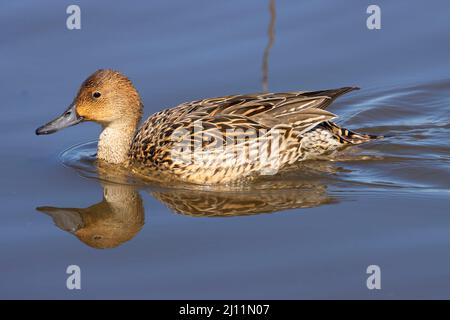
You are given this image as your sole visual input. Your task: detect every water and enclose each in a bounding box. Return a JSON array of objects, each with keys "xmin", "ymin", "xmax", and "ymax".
[{"xmin": 1, "ymin": 0, "xmax": 450, "ymax": 299}]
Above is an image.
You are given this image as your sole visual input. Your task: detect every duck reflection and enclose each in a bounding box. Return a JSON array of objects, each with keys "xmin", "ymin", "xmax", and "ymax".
[
  {"xmin": 36, "ymin": 161, "xmax": 336, "ymax": 249},
  {"xmin": 152, "ymin": 181, "xmax": 334, "ymax": 217},
  {"xmin": 37, "ymin": 161, "xmax": 145, "ymax": 249},
  {"xmin": 37, "ymin": 182, "xmax": 144, "ymax": 249}
]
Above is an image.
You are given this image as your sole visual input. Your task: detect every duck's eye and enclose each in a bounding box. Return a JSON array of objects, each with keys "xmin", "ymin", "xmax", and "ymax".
[{"xmin": 92, "ymin": 91, "xmax": 101, "ymax": 98}]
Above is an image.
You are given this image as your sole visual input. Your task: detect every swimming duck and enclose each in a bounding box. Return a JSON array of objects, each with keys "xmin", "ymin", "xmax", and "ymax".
[{"xmin": 36, "ymin": 69, "xmax": 377, "ymax": 184}]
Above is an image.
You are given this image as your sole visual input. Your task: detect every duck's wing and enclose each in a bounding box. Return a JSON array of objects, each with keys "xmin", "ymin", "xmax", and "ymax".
[
  {"xmin": 177, "ymin": 87, "xmax": 358, "ymax": 133},
  {"xmin": 187, "ymin": 86, "xmax": 358, "ymax": 115},
  {"xmin": 138, "ymin": 86, "xmax": 357, "ymax": 131}
]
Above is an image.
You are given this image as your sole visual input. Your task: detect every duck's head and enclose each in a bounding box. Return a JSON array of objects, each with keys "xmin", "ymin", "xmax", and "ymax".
[{"xmin": 36, "ymin": 69, "xmax": 142, "ymax": 135}]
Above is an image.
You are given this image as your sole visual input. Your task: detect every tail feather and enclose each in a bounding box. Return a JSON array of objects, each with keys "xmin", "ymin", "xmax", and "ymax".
[
  {"xmin": 304, "ymin": 86, "xmax": 359, "ymax": 100},
  {"xmin": 299, "ymin": 86, "xmax": 360, "ymax": 110},
  {"xmin": 322, "ymin": 121, "xmax": 381, "ymax": 145}
]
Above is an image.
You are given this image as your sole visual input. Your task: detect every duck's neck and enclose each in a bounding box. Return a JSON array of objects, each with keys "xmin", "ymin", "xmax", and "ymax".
[{"xmin": 98, "ymin": 121, "xmax": 138, "ymax": 164}]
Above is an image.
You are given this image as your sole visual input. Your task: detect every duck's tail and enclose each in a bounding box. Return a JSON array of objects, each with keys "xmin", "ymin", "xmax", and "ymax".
[{"xmin": 322, "ymin": 121, "xmax": 382, "ymax": 145}]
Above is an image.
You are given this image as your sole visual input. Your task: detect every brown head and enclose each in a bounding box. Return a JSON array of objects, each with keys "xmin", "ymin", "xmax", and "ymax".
[{"xmin": 36, "ymin": 69, "xmax": 143, "ymax": 135}]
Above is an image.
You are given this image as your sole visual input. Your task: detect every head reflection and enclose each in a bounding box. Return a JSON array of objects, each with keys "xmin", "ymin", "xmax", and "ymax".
[{"xmin": 37, "ymin": 182, "xmax": 144, "ymax": 249}]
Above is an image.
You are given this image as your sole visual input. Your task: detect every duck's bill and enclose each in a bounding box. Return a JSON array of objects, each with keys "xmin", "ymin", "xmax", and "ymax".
[{"xmin": 35, "ymin": 104, "xmax": 84, "ymax": 135}]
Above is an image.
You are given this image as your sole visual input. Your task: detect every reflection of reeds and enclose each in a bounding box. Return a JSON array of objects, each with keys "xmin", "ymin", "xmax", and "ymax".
[{"xmin": 262, "ymin": 0, "xmax": 276, "ymax": 92}]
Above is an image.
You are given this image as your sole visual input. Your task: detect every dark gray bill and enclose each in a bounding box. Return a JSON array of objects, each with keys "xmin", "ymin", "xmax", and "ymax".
[{"xmin": 35, "ymin": 104, "xmax": 84, "ymax": 135}]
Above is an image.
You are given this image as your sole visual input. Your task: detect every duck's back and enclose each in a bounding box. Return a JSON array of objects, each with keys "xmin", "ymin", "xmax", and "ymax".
[{"xmin": 128, "ymin": 87, "xmax": 375, "ymax": 184}]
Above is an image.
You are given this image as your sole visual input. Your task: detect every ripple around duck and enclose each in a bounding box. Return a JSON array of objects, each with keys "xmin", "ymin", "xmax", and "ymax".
[{"xmin": 60, "ymin": 79, "xmax": 450, "ymax": 200}]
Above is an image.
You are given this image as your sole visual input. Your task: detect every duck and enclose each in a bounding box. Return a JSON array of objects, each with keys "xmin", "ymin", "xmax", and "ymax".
[{"xmin": 36, "ymin": 69, "xmax": 378, "ymax": 184}]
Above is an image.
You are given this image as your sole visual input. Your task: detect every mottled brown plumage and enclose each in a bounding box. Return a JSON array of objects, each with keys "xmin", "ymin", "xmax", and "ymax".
[
  {"xmin": 129, "ymin": 86, "xmax": 377, "ymax": 184},
  {"xmin": 37, "ymin": 69, "xmax": 378, "ymax": 185}
]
